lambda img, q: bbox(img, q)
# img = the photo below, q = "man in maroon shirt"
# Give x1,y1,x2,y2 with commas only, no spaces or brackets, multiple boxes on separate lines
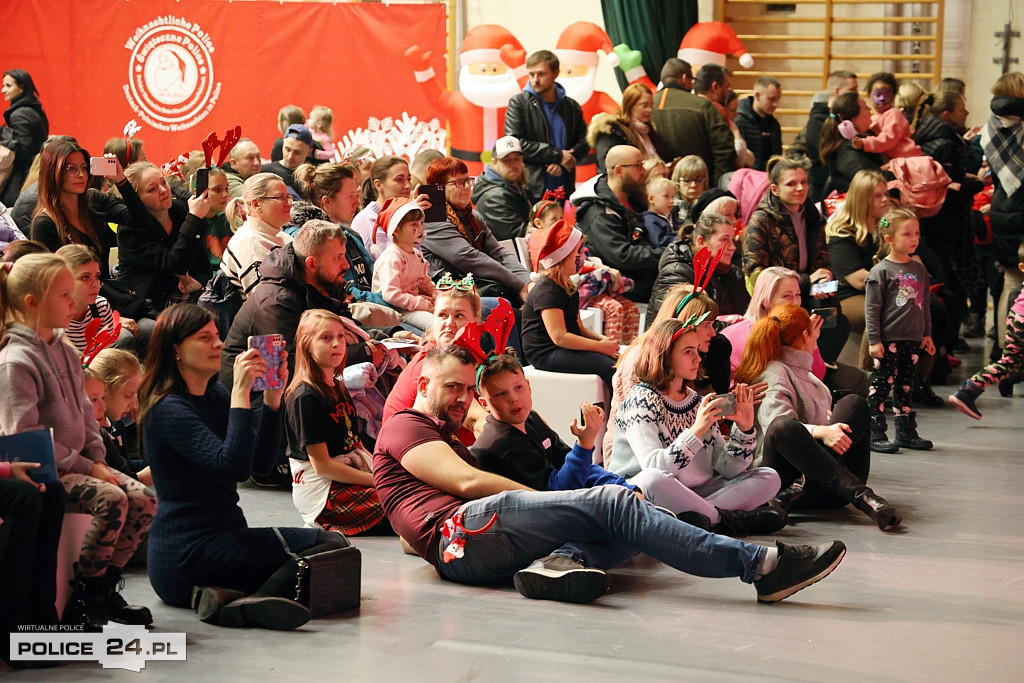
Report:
373,344,847,604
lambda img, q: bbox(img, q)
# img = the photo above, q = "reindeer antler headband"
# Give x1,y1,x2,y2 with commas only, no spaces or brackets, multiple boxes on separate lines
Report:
673,244,725,317
451,298,517,391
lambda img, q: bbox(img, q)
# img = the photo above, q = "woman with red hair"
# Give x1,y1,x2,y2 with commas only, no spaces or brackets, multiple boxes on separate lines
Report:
735,304,900,532
418,157,531,304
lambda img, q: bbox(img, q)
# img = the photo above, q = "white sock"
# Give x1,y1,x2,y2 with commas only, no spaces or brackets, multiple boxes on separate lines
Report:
756,546,779,579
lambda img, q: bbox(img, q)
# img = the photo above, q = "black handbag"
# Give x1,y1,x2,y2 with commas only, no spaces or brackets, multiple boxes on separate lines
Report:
273,528,361,617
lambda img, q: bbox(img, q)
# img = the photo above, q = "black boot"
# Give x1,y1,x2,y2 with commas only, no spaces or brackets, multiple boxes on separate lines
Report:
912,375,945,407
190,586,310,630
998,375,1018,397
103,567,153,626
823,468,901,531
950,378,984,419
770,477,805,514
713,506,788,538
894,411,933,450
870,415,899,454
62,573,112,630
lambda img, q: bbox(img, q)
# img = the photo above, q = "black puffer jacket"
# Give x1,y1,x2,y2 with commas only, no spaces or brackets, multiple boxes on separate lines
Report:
648,241,750,324
1,94,48,206
981,96,1024,267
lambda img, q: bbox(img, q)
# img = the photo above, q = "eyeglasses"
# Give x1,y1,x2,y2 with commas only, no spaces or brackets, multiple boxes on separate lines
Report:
437,273,476,291
445,177,475,189
64,164,90,177
258,194,293,203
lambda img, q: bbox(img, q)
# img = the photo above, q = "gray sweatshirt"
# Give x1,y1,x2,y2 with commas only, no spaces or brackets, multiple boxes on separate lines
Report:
0,323,105,475
864,257,932,345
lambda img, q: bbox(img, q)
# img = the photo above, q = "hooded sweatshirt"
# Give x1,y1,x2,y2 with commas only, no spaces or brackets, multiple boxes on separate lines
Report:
0,323,105,475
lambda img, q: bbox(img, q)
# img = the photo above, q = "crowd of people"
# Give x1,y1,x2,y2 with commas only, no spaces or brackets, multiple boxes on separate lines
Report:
2,49,1024,667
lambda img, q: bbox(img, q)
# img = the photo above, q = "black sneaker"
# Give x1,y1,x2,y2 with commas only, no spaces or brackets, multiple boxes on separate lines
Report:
217,596,310,630
513,554,610,604
249,462,293,489
754,541,846,603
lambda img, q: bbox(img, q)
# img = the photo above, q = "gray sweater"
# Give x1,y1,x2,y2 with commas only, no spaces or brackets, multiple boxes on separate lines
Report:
864,257,932,345
753,347,832,462
0,323,105,475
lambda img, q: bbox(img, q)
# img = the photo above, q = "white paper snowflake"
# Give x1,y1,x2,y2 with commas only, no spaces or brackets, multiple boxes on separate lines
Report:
339,112,446,161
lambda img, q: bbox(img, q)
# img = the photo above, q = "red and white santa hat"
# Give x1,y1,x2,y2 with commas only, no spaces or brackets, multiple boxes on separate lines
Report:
460,24,527,72
529,219,584,271
555,21,620,68
678,21,754,69
372,197,423,252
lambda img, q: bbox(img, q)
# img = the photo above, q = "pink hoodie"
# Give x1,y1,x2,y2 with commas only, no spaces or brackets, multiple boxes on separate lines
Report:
862,108,923,160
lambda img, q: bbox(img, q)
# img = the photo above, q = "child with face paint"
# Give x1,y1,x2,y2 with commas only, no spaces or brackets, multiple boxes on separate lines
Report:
854,72,923,160
520,220,620,389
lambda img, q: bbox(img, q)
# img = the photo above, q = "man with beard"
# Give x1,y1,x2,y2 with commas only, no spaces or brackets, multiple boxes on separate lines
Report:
470,136,532,240
571,145,663,302
653,61,736,186
503,50,589,203
372,343,847,605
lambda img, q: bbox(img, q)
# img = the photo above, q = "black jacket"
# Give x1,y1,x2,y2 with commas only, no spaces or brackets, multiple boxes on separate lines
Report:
30,189,131,278
734,96,782,171
982,96,1024,266
219,244,373,386
503,87,589,203
648,241,750,322
1,94,48,206
470,166,532,240
825,142,885,195
804,101,830,203
572,176,661,302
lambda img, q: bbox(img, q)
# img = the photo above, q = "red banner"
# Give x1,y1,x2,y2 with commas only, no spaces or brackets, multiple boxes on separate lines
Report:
2,0,448,163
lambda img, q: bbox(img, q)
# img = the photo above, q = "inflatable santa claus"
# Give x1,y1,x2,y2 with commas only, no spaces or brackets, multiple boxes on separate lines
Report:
405,24,528,174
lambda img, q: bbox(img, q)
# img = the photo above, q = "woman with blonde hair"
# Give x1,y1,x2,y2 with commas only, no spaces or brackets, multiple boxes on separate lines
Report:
735,304,899,531
586,83,668,174
220,172,294,299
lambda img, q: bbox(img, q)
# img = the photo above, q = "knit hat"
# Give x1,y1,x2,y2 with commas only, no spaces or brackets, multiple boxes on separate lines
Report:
284,123,314,148
529,219,584,271
555,21,620,68
492,136,523,160
689,188,737,223
678,22,754,69
373,197,423,243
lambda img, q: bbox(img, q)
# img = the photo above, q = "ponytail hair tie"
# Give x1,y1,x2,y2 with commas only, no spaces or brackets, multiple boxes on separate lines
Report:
829,113,838,120
3,262,13,273
879,217,890,228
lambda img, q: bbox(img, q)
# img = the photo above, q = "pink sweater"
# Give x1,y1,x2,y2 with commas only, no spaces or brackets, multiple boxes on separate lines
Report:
862,108,923,160
371,244,437,312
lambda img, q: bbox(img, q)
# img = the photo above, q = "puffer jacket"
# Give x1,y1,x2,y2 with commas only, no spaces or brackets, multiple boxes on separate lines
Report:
648,240,750,321
742,191,829,285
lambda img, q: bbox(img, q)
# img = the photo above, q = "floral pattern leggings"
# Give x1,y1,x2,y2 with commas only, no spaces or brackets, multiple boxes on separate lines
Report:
868,339,920,423
60,470,157,577
972,312,1024,387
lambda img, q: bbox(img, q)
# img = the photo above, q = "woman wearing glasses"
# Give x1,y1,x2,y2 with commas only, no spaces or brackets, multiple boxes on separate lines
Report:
220,173,294,299
419,157,531,304
30,139,131,275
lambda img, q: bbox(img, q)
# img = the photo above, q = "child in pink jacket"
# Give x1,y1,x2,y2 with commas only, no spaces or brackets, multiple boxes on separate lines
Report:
855,72,923,160
371,197,436,332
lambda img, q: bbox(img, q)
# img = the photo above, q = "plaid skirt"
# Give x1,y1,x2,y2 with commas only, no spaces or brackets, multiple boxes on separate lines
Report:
315,480,386,535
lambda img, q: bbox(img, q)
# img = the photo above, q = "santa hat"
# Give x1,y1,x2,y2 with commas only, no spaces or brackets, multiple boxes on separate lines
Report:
555,21,620,68
460,24,526,70
678,22,754,69
529,220,584,271
372,197,423,254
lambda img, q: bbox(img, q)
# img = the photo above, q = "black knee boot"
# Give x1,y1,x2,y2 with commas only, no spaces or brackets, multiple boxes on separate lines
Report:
190,586,310,631
823,468,901,531
63,569,112,630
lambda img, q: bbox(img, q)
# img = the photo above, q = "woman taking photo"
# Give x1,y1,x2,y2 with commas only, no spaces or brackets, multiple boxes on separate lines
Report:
586,83,668,174
114,160,213,312
735,304,900,532
140,304,349,629
30,140,131,277
420,157,531,303
2,69,48,206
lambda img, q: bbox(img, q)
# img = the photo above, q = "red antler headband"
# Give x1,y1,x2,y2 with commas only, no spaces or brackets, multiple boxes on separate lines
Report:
451,298,517,390
80,312,123,369
674,245,725,317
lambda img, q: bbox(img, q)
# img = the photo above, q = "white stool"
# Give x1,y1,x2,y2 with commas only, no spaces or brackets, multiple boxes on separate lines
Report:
522,365,608,465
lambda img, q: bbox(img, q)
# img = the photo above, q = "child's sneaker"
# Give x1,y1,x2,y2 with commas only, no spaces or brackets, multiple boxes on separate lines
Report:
949,378,984,419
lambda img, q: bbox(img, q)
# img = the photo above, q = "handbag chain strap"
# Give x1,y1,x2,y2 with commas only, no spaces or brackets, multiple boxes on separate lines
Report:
273,527,306,603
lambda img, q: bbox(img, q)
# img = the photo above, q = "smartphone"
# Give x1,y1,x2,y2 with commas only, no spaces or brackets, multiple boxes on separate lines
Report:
812,307,838,329
579,401,606,428
715,393,737,415
422,183,446,223
810,279,839,296
195,167,210,196
248,334,286,391
89,156,116,177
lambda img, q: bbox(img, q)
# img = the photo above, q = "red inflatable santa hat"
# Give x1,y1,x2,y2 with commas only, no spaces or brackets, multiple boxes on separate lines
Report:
555,21,620,68
678,21,754,69
460,24,527,78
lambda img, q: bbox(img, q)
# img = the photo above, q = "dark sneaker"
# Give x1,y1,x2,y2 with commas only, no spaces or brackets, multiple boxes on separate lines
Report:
675,510,713,531
714,506,788,538
754,541,846,604
949,379,984,420
250,462,293,490
513,554,610,604
217,596,310,630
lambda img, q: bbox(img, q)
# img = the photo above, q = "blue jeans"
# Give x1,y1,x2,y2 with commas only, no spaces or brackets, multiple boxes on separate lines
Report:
436,486,766,587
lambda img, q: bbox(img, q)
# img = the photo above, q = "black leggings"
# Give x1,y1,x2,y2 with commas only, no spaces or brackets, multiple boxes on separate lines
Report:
761,394,871,510
254,529,351,599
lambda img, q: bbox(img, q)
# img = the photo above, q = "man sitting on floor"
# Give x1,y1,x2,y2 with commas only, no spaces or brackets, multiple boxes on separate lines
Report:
372,343,847,605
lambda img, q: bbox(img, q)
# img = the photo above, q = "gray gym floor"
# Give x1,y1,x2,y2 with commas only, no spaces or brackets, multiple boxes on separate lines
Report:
8,338,1023,681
